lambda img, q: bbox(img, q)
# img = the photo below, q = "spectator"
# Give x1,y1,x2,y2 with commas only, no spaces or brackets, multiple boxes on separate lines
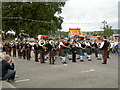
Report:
0,54,16,81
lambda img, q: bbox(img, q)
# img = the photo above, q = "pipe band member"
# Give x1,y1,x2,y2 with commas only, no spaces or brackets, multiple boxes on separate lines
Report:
99,37,110,64
85,39,93,61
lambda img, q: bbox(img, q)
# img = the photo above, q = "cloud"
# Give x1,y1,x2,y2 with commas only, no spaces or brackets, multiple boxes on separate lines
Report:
60,0,119,31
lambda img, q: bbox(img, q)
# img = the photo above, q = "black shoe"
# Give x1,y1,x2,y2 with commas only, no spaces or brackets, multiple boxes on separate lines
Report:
41,62,46,63
88,59,92,61
35,60,39,62
63,62,67,64
80,60,84,62
86,57,89,59
102,62,107,64
97,58,102,60
73,61,76,62
69,58,72,60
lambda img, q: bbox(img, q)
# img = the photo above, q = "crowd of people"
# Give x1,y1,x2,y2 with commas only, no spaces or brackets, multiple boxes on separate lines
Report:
1,37,119,65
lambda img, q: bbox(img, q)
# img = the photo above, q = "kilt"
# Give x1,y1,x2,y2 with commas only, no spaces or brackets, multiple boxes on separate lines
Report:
49,49,55,57
85,47,92,55
97,48,102,54
44,50,49,55
54,49,58,56
78,49,84,56
67,48,72,55
59,48,67,57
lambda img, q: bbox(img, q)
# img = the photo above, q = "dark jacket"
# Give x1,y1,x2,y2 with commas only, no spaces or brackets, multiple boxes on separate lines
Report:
0,60,14,78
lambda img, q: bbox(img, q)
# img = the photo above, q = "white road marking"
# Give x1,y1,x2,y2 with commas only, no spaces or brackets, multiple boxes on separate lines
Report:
82,69,95,73
54,64,68,67
63,64,68,66
15,79,30,83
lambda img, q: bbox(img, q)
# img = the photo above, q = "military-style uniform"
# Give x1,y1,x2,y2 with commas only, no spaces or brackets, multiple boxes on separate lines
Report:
4,42,8,54
25,43,32,60
49,47,55,64
12,42,16,57
7,43,12,56
85,39,92,61
92,41,98,58
59,41,67,64
21,42,26,59
34,43,40,62
76,41,85,61
97,43,102,60
66,42,72,60
72,44,77,62
39,46,45,63
100,40,110,64
17,42,22,58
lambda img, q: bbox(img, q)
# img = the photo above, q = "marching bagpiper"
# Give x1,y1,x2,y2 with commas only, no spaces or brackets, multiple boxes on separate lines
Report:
59,38,69,64
97,40,102,60
85,39,93,61
77,39,86,62
66,40,72,60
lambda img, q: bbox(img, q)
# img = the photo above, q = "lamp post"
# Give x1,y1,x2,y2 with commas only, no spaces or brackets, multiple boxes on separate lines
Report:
102,20,107,30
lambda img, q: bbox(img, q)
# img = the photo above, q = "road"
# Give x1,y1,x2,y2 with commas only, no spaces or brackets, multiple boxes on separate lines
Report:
2,52,118,88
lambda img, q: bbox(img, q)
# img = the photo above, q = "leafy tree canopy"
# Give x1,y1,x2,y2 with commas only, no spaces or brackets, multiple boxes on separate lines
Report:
2,2,65,37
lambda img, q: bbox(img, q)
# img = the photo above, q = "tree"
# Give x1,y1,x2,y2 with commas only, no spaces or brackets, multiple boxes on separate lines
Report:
104,25,113,38
2,2,65,37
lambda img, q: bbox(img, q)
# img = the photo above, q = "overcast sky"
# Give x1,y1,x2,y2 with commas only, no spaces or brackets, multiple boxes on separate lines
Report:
60,0,119,32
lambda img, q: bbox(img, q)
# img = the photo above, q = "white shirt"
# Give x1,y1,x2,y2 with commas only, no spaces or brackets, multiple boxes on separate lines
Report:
76,43,82,47
85,42,91,46
59,42,64,48
99,41,104,48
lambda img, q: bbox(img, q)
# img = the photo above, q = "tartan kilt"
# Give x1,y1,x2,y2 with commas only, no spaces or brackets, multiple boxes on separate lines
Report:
59,48,67,57
97,48,102,54
54,49,58,56
76,48,79,54
67,48,72,55
44,50,49,55
49,49,55,57
85,48,92,55
78,49,84,56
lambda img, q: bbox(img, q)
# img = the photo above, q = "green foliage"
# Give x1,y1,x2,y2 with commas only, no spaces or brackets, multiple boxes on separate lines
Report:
103,25,113,37
2,2,65,37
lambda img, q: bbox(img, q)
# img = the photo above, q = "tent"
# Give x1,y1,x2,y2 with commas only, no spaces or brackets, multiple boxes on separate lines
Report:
6,30,15,35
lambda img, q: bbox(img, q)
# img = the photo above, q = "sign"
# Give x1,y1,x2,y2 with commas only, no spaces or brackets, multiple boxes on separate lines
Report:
69,28,82,36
